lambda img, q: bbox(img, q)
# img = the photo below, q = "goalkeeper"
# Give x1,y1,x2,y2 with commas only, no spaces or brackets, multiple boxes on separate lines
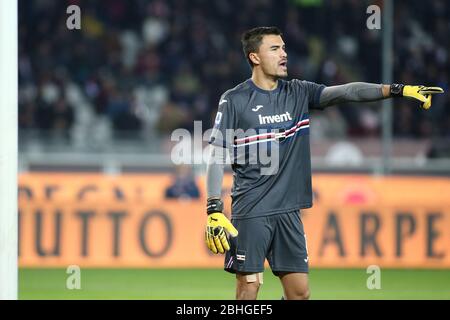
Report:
205,26,444,300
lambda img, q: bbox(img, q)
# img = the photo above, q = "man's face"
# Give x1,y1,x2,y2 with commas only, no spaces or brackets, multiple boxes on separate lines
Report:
252,35,288,78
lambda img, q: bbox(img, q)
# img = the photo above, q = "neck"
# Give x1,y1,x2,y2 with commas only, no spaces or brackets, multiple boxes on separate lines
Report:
251,69,278,91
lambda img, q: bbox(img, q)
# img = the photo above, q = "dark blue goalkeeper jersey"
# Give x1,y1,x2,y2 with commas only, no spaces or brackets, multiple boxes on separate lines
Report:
209,78,325,219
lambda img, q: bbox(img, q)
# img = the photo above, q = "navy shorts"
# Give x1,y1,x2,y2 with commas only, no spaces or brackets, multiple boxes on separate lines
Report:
224,210,309,276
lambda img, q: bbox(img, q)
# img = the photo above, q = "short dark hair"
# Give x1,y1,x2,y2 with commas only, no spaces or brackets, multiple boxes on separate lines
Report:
241,26,282,68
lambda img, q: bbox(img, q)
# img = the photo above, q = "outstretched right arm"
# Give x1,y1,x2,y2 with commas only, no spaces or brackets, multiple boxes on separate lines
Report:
319,82,389,108
319,82,443,109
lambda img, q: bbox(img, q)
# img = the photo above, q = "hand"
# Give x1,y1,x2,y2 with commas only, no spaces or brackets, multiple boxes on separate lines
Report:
205,212,238,254
391,84,444,109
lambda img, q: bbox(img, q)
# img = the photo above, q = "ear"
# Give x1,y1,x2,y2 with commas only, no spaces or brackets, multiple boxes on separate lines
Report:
249,52,260,66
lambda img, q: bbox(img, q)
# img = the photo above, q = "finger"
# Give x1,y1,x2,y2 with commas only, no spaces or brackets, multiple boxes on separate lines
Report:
419,87,444,95
209,237,218,254
213,227,225,253
206,229,215,253
214,234,225,254
222,219,239,237
206,228,218,254
219,232,231,251
422,95,432,110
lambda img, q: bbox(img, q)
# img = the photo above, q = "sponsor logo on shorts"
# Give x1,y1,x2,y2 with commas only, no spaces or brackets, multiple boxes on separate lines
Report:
236,250,246,262
236,254,246,261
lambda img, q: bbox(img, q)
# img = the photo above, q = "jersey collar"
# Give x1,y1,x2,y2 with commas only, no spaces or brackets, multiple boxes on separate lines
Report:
248,78,282,94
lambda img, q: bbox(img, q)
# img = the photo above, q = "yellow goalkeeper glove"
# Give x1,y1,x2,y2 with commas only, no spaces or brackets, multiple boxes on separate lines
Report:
205,199,238,254
390,84,444,109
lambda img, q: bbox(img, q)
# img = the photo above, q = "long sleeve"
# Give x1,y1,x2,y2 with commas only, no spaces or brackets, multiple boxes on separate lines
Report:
206,145,226,199
319,82,386,108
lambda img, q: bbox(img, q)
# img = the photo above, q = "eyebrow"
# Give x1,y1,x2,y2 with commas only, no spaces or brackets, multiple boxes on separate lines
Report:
270,45,286,49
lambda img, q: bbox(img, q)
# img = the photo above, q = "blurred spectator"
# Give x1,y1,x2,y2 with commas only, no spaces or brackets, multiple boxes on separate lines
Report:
165,165,200,199
53,98,74,135
156,101,190,134
18,0,450,152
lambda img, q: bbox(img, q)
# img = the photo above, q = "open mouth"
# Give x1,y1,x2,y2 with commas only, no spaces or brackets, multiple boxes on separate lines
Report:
279,61,287,67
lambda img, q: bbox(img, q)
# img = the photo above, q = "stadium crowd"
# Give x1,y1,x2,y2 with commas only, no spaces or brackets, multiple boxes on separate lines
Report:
19,0,449,151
